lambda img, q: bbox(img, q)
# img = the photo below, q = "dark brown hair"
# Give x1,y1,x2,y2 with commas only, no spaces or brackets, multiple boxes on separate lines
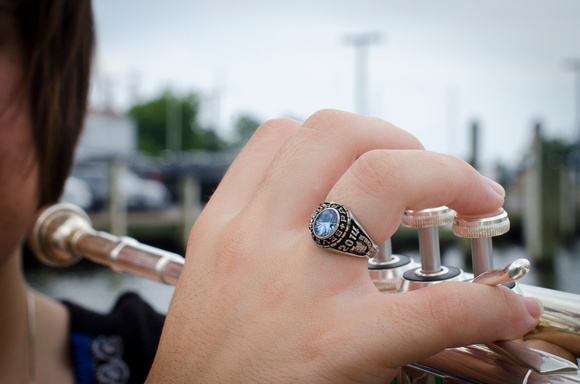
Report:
13,0,95,207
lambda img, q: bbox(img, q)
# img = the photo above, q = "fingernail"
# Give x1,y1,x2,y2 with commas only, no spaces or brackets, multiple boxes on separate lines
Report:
484,177,506,199
520,296,543,320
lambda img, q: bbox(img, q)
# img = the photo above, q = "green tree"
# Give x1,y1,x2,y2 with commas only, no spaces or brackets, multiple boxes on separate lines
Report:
129,91,224,155
542,138,578,167
233,114,262,147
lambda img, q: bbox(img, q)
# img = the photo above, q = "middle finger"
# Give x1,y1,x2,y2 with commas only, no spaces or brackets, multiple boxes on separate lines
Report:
254,109,423,227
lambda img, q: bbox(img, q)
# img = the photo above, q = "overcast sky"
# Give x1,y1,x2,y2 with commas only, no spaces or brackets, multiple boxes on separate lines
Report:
90,0,580,172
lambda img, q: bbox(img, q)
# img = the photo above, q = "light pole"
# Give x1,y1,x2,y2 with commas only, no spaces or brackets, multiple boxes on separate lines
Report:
566,58,580,145
344,32,381,115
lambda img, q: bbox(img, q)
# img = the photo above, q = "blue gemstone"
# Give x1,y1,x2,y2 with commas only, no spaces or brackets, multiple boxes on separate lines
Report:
314,209,338,238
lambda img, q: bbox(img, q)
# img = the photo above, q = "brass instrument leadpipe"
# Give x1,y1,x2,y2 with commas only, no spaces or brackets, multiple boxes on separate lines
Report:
28,203,184,285
29,203,580,383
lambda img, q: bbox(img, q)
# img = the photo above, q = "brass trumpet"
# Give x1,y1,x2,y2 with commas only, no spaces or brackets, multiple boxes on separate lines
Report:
28,203,580,383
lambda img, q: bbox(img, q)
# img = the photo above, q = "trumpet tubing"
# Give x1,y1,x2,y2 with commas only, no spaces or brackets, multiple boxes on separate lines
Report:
29,203,580,383
28,203,184,285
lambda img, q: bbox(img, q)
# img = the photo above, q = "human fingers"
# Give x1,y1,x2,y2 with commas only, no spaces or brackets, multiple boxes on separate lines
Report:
343,283,541,370
293,150,504,292
252,109,423,227
307,149,535,370
523,339,577,364
524,332,580,357
326,149,505,243
206,118,301,217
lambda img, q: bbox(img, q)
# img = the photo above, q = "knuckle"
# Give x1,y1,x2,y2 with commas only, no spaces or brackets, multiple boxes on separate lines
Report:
424,283,469,337
426,153,479,199
303,109,349,134
434,153,476,180
349,150,400,199
423,283,529,345
496,288,529,338
376,295,439,354
252,118,297,140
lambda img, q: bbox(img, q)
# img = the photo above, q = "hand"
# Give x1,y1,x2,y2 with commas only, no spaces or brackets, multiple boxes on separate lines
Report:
147,110,542,383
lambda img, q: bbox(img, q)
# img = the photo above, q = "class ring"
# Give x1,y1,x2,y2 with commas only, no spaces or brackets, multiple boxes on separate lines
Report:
308,202,379,258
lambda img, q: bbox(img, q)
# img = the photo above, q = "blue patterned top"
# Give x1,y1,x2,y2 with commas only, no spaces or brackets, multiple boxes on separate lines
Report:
62,292,165,384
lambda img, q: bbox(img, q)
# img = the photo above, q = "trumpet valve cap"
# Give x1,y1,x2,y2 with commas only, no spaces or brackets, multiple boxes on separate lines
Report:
401,206,455,228
452,208,510,238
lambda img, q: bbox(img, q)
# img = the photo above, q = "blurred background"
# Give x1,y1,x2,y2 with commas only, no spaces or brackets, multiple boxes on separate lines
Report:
26,0,580,312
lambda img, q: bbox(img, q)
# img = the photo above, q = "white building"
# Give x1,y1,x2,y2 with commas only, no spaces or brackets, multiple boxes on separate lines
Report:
75,110,137,160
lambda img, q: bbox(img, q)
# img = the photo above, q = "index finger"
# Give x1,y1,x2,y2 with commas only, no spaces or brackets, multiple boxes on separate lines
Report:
252,110,424,226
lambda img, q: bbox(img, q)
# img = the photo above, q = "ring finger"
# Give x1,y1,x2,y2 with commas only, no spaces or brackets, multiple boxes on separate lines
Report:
325,149,506,247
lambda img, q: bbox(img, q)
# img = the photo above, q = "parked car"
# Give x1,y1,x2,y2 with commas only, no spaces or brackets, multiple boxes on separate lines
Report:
71,160,170,211
120,166,171,211
71,161,109,211
60,176,93,210
157,152,235,204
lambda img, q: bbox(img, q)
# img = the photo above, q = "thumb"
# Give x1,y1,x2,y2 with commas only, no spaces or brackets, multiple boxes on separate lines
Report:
357,281,542,368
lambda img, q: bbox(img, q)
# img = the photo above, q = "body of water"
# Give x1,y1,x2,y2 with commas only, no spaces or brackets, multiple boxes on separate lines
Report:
26,263,175,313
